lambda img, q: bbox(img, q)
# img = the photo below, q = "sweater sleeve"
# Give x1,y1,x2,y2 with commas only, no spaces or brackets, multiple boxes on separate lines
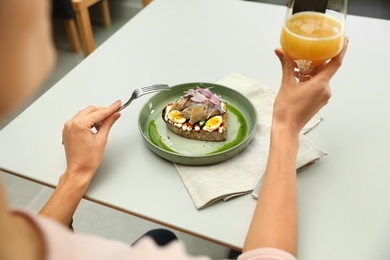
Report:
238,247,297,260
14,209,296,260
13,209,211,260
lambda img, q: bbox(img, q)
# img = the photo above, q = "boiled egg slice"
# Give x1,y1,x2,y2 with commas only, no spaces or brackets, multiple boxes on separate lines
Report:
167,110,186,124
203,115,222,132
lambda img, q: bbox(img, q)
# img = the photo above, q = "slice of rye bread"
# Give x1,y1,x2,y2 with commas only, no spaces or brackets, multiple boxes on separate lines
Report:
162,107,227,142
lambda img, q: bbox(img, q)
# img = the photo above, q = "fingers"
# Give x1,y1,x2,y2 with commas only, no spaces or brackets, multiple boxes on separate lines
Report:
71,105,100,120
74,100,121,128
87,100,122,127
318,37,348,80
274,48,297,87
96,112,121,138
65,100,122,138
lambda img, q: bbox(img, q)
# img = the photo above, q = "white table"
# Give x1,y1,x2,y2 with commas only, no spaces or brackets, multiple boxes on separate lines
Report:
1,0,390,259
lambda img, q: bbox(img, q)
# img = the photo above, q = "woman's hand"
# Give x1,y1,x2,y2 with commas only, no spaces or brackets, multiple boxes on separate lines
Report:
62,100,122,185
39,100,122,226
272,38,348,136
243,39,348,256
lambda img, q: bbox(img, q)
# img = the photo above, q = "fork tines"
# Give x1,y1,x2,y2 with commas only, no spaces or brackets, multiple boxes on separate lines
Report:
141,84,170,91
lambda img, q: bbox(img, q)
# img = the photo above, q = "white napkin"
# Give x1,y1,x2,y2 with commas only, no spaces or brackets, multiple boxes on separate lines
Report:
175,73,326,209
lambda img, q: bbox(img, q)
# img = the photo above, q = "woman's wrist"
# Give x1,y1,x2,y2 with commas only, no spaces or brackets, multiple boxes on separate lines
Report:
271,119,300,144
39,170,92,226
269,119,300,171
58,169,93,197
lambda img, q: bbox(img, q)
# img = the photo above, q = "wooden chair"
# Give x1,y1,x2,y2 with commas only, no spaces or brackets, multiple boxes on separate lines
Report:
64,19,81,53
72,0,111,57
52,0,81,53
142,0,153,6
71,0,153,57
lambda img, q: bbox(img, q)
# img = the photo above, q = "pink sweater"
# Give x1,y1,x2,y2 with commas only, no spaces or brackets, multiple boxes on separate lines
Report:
19,210,297,260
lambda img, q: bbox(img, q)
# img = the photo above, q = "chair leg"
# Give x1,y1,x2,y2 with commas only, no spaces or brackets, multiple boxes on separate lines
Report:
72,0,111,57
73,6,95,57
99,0,111,28
142,0,153,7
64,19,81,53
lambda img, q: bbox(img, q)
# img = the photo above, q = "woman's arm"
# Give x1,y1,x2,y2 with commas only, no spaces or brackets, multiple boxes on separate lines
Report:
243,123,299,255
39,170,90,227
242,39,348,256
39,101,122,226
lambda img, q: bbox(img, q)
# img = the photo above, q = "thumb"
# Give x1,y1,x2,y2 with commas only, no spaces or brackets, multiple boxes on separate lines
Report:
97,112,121,138
274,48,296,86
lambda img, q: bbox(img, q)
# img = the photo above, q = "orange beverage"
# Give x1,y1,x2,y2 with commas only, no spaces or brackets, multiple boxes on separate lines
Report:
280,12,344,68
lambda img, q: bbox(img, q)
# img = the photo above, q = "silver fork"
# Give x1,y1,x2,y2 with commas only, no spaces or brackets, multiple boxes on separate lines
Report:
91,84,170,129
118,84,170,112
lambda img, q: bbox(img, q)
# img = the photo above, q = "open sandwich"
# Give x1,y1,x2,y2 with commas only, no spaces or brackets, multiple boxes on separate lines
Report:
162,87,227,141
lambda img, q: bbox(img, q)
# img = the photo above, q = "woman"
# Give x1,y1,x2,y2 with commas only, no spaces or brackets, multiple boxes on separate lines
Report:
0,0,347,259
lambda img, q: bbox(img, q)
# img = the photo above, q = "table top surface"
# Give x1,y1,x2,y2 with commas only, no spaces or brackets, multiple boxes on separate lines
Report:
1,0,390,258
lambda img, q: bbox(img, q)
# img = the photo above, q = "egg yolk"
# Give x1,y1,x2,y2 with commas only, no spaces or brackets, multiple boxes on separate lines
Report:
203,116,222,132
206,117,221,128
168,110,186,123
171,111,183,120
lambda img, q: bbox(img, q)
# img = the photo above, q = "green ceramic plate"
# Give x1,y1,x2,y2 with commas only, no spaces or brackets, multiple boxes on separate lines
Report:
138,83,258,165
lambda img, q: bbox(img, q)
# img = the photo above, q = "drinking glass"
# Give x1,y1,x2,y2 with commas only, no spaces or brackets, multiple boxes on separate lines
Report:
280,0,347,81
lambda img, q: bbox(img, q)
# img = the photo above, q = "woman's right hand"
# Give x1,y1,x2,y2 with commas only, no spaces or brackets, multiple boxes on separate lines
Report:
272,37,348,136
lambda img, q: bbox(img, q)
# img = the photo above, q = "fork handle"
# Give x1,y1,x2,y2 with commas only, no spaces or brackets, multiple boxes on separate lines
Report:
118,101,132,112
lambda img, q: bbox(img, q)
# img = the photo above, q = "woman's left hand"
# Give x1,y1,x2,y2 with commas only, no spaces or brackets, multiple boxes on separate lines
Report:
62,100,122,185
